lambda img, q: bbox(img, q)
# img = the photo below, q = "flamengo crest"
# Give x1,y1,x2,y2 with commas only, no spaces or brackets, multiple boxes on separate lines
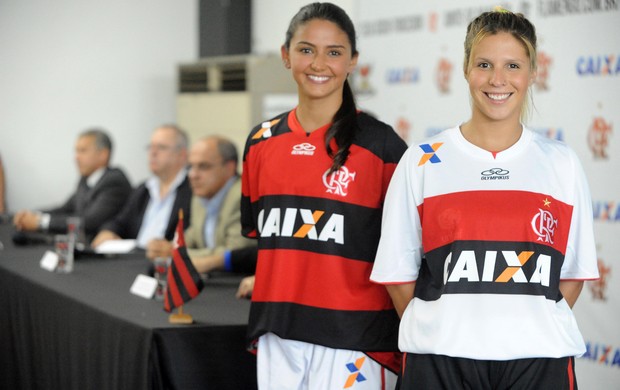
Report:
322,166,356,196
531,208,558,244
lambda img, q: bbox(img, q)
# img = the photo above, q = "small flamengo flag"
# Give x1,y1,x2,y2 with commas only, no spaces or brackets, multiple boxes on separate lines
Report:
164,209,204,312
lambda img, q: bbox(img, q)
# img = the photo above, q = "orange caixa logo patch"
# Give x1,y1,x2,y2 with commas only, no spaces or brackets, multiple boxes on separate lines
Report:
344,356,367,388
252,119,280,140
418,142,443,166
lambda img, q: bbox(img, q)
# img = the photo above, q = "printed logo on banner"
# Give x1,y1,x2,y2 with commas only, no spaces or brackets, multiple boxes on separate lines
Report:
535,51,553,91
436,58,453,94
352,64,375,95
386,67,420,85
581,341,620,368
425,127,449,138
588,258,611,301
592,201,620,222
587,117,613,159
395,117,411,143
532,127,564,141
539,0,618,16
577,54,620,76
428,12,438,32
444,6,503,27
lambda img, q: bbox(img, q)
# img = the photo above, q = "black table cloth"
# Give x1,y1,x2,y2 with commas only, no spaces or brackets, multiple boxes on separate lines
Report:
0,224,257,389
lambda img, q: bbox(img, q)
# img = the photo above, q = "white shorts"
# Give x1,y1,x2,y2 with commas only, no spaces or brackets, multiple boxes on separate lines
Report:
257,333,397,390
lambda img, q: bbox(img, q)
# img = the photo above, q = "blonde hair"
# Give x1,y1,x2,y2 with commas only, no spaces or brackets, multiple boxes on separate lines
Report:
464,8,537,120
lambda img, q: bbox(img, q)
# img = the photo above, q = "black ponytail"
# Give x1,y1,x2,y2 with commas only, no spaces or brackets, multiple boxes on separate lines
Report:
325,79,357,174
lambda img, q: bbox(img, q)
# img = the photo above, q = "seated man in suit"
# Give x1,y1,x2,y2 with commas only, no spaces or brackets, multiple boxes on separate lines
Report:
146,135,255,263
91,125,192,249
13,129,131,241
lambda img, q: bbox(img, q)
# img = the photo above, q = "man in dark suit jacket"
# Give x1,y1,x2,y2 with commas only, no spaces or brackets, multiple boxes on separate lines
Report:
91,125,192,249
13,129,131,241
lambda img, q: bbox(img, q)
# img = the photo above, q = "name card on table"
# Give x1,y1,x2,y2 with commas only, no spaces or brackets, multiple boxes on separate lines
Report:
130,274,158,299
40,250,59,272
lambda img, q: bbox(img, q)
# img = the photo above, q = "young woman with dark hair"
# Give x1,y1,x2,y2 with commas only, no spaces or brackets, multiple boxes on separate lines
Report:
241,2,407,388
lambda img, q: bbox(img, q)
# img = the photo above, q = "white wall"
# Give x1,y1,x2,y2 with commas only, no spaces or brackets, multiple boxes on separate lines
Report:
251,0,354,55
0,0,198,211
0,0,359,212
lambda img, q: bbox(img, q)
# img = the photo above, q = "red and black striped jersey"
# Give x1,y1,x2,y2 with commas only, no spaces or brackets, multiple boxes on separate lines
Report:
241,109,407,365
372,126,599,360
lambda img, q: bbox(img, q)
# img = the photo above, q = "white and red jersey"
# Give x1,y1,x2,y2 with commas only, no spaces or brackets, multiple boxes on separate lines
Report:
371,126,599,360
241,109,407,370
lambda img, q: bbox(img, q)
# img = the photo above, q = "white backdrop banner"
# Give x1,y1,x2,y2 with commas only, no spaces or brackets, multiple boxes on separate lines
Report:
352,0,620,388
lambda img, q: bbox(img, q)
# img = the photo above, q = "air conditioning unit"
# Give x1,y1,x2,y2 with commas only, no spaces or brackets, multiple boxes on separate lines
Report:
177,54,297,154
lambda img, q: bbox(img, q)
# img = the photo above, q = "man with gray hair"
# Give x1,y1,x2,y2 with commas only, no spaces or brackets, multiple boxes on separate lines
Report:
13,128,131,240
91,125,192,249
146,135,255,269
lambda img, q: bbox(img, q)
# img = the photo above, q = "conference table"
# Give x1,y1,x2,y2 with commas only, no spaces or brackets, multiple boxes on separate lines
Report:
0,223,257,389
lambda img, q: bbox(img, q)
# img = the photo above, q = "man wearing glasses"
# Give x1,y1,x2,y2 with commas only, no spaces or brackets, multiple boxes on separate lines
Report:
91,125,192,249
144,135,253,263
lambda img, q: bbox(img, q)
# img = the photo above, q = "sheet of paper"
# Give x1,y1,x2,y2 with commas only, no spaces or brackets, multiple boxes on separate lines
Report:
40,250,59,272
129,274,158,299
94,239,137,254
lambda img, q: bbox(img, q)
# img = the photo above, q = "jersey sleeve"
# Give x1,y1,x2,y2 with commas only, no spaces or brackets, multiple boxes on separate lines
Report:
371,146,423,283
241,125,260,239
381,127,409,202
560,149,599,280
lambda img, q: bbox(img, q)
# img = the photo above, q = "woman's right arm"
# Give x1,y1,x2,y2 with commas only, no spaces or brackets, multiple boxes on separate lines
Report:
386,282,416,318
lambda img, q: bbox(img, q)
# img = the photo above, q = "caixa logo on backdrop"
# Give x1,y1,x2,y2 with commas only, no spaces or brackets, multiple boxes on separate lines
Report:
587,116,613,159
581,341,620,368
425,127,449,138
386,67,420,85
577,54,620,76
592,201,620,221
532,127,564,141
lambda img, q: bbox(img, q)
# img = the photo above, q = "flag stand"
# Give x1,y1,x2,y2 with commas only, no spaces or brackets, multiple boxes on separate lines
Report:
168,304,193,324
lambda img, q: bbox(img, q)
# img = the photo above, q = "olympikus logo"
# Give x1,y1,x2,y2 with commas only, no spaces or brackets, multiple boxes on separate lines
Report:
291,142,316,156
444,250,551,287
257,208,344,244
481,167,509,180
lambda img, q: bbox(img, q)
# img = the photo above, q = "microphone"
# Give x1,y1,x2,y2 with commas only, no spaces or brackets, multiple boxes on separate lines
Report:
12,231,54,246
